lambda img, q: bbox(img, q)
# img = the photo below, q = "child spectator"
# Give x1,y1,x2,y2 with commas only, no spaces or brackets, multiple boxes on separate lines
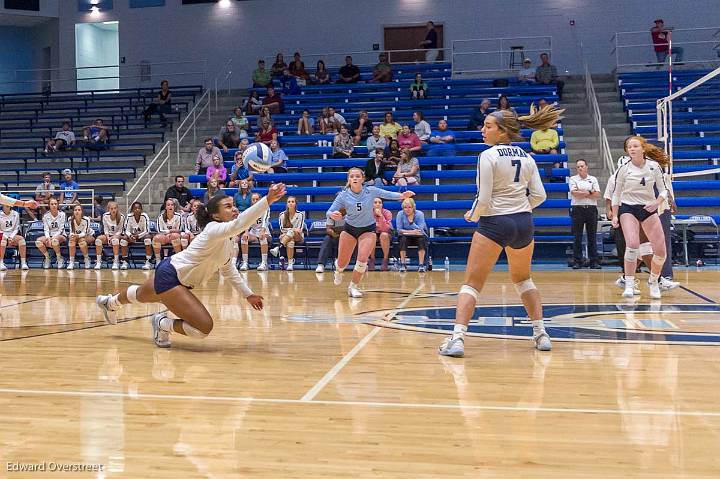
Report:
204,178,222,204
409,73,428,99
44,121,75,154
27,172,56,220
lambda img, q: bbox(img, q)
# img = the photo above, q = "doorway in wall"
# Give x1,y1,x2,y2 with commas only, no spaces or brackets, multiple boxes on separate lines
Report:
75,21,119,92
383,23,444,63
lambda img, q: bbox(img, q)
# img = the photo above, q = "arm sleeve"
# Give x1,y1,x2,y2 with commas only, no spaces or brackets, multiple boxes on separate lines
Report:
469,154,494,221
368,186,403,201
219,260,253,297
326,193,345,218
0,193,18,207
396,211,405,232
415,211,428,235
527,162,547,210
204,197,270,238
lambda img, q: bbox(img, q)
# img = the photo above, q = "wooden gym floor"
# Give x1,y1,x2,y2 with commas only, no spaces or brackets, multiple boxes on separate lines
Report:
0,267,719,478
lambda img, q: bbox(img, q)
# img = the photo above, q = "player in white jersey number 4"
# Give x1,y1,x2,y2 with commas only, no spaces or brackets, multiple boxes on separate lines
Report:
439,105,563,358
97,184,286,348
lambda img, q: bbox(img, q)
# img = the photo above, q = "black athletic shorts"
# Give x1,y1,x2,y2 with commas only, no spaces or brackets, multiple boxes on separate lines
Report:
343,223,376,239
398,234,428,251
476,212,534,249
619,203,656,223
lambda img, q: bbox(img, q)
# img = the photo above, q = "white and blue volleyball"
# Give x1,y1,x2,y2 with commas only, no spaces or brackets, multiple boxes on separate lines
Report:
243,142,273,172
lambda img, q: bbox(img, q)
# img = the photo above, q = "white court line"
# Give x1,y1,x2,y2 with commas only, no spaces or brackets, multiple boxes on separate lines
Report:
0,387,718,418
299,283,425,402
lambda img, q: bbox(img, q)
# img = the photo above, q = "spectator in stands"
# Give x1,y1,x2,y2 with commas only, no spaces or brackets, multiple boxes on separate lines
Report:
297,109,315,135
428,119,456,156
370,53,392,83
468,99,491,131
269,140,289,173
569,159,601,269
518,58,536,83
217,120,241,152
238,137,250,155
371,197,393,271
44,121,75,154
163,176,193,213
409,73,428,99
413,111,432,142
318,107,338,135
271,53,287,78
393,149,421,188
364,149,388,186
315,205,344,273
384,138,402,167
313,60,331,85
59,169,79,209
396,197,428,272
83,118,109,149
203,178,222,204
230,107,250,138
143,79,171,126
256,106,274,130
651,19,683,64
380,112,402,140
351,110,373,145
27,172,56,220
270,196,305,271
243,90,262,114
366,126,386,157
536,53,564,100
233,180,252,212
328,106,346,126
337,55,360,84
289,52,310,82
252,59,272,88
36,197,67,269
195,138,222,175
206,156,228,186
333,124,354,158
262,86,284,113
419,21,439,62
256,118,278,145
531,120,560,154
280,68,301,95
91,195,106,222
538,98,550,109
397,125,422,155
497,95,518,116
229,150,253,187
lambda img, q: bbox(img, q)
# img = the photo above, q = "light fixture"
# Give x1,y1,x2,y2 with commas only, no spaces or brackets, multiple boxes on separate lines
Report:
219,0,231,8
90,6,100,14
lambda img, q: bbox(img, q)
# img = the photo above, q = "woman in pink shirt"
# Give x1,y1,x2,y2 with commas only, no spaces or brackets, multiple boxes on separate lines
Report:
369,197,393,271
396,124,422,155
205,155,228,186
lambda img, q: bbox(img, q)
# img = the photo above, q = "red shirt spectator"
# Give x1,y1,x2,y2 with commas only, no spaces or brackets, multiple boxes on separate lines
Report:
256,121,279,145
396,125,422,154
374,207,393,234
262,86,284,113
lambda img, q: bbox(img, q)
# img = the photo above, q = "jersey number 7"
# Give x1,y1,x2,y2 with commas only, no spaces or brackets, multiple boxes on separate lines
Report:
511,160,521,182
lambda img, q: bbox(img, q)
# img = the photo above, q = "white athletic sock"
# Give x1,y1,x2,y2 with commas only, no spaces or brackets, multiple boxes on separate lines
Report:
145,255,152,260
532,320,545,337
108,294,122,310
42,252,50,259
69,255,75,262
261,253,268,263
159,317,175,332
96,254,102,261
155,253,161,262
242,253,248,263
649,272,660,284
625,275,635,287
349,281,359,289
113,254,119,262
452,324,467,340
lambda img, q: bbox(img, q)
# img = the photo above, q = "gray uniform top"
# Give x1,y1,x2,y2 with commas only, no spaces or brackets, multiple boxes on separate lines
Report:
327,186,402,228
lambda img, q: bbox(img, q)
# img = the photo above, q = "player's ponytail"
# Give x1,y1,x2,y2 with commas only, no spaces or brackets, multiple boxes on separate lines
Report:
491,104,565,142
196,194,226,229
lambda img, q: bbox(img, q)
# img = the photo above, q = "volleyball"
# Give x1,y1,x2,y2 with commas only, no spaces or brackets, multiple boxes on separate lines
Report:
243,142,273,172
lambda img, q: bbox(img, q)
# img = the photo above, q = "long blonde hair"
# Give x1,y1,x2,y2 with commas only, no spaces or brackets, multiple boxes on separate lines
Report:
491,104,565,142
624,135,670,168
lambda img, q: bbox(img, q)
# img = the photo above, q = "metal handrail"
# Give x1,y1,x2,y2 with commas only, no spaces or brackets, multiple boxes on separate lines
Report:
584,63,614,173
124,141,171,213
612,27,720,71
451,35,552,76
214,58,233,112
0,59,208,76
175,89,211,164
264,47,450,68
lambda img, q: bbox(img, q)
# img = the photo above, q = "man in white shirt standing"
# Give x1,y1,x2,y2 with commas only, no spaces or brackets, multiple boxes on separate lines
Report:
569,159,601,269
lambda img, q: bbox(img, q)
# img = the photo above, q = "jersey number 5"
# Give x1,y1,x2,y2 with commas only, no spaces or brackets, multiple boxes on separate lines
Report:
511,159,521,182
356,202,362,212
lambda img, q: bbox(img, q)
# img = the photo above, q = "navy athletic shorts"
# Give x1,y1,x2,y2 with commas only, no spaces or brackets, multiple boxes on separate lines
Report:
343,223,376,239
476,212,534,249
153,257,184,294
619,203,655,223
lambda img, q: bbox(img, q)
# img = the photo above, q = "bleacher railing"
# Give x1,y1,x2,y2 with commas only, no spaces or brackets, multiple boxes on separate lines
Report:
175,89,211,164
584,63,614,174
0,60,209,94
264,48,450,70
611,27,720,72
657,65,720,178
451,36,552,77
124,141,171,213
214,58,233,112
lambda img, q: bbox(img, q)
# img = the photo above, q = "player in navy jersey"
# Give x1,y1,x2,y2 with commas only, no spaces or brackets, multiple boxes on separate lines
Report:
326,167,414,298
439,105,563,357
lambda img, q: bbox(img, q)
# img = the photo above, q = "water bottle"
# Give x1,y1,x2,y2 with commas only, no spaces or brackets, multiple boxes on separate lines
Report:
444,256,450,271
279,256,286,270
427,256,433,271
696,258,704,267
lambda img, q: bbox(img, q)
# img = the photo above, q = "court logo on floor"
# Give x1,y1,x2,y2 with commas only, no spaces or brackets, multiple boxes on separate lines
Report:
371,303,720,345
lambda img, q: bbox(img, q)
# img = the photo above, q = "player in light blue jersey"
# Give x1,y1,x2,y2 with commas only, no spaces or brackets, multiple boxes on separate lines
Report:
327,167,414,298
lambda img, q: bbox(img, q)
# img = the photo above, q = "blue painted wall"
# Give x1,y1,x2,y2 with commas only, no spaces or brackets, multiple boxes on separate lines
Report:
0,26,38,93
